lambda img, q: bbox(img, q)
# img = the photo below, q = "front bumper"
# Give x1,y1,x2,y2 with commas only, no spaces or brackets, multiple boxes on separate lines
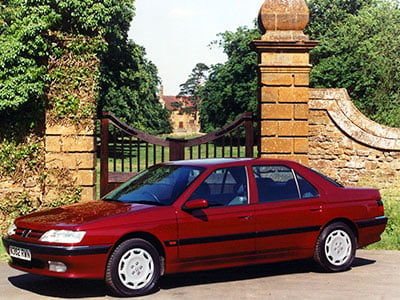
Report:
2,237,112,279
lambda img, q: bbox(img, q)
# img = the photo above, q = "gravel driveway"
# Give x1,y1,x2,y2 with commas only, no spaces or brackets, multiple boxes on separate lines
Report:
1,250,399,299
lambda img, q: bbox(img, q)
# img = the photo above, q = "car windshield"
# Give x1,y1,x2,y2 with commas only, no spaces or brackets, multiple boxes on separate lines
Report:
103,165,205,205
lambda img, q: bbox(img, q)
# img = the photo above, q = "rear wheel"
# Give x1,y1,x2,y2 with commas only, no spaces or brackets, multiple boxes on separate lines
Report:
105,239,161,297
314,222,356,272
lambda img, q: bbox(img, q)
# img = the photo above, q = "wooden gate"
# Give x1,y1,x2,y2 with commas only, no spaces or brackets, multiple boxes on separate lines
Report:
99,111,255,197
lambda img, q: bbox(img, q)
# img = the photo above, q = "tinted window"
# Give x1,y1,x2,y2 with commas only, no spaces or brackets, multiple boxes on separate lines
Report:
189,166,248,207
253,166,320,202
296,173,319,198
253,165,300,203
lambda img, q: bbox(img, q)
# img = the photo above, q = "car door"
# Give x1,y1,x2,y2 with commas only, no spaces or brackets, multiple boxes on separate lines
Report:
252,165,322,257
176,166,256,264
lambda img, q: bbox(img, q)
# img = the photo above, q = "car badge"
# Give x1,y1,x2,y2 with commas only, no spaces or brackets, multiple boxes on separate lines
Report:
22,229,31,238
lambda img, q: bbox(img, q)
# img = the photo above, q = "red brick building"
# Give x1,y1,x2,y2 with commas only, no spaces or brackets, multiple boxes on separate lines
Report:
159,87,200,135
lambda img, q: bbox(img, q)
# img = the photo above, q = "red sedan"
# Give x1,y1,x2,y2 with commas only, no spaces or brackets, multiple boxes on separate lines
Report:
2,158,387,297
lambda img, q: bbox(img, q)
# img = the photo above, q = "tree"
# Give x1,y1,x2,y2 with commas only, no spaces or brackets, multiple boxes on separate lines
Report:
306,0,374,68
305,0,374,40
99,41,172,134
178,63,209,99
308,0,400,127
176,63,209,116
97,1,172,134
0,0,134,127
199,26,261,132
0,1,53,131
0,0,172,134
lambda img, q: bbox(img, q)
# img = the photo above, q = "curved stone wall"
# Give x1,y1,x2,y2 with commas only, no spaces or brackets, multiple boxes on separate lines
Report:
309,88,400,186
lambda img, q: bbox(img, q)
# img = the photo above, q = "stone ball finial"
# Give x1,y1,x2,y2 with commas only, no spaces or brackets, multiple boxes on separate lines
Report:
258,0,309,41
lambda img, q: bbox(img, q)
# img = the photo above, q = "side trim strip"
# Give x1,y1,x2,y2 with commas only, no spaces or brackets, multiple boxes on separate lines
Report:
2,237,112,256
165,225,321,247
257,225,321,238
356,216,388,228
177,232,256,247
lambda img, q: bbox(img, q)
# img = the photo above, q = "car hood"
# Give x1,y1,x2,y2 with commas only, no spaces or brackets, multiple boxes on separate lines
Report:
16,200,151,228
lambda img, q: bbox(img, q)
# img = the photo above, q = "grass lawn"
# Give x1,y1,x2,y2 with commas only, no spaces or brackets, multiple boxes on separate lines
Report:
365,196,400,250
0,239,8,262
360,176,400,250
96,144,257,198
104,143,255,174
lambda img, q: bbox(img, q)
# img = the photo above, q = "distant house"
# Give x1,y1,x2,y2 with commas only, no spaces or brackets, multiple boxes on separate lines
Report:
158,87,200,135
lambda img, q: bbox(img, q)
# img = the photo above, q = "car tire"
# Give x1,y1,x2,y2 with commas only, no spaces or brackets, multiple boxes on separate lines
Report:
105,238,161,297
314,222,356,272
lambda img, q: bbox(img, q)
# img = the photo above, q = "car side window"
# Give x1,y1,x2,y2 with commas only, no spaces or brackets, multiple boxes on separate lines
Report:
253,165,300,203
189,166,248,207
253,166,319,203
295,172,319,199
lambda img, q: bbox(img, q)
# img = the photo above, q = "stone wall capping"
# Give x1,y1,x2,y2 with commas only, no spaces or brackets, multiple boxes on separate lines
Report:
309,88,400,187
310,88,400,151
46,122,96,136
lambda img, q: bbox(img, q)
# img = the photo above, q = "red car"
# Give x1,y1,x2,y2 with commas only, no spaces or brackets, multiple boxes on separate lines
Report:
2,158,387,297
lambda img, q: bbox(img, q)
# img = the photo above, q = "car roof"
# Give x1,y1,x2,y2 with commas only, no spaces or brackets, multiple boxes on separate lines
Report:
165,158,299,168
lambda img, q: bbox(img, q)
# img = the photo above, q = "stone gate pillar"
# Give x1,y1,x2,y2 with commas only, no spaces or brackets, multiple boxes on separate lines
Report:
44,35,98,203
252,0,318,165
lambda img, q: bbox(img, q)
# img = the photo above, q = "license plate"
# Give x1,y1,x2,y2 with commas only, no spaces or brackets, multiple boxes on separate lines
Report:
9,245,32,261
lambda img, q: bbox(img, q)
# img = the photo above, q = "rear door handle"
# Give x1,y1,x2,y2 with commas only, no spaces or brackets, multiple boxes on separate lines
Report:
238,216,252,220
310,206,322,212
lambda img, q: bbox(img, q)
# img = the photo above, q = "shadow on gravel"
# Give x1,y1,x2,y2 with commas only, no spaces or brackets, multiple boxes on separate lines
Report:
7,256,376,298
159,257,375,290
352,256,376,268
8,274,106,298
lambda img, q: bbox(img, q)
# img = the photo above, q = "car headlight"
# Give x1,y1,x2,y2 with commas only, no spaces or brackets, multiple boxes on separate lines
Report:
40,230,86,244
7,223,17,236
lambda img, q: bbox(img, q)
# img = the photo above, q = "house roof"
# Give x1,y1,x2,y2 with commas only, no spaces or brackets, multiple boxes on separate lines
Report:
162,96,180,110
160,95,196,111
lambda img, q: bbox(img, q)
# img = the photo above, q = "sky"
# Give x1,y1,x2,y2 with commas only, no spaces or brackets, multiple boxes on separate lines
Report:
128,0,263,96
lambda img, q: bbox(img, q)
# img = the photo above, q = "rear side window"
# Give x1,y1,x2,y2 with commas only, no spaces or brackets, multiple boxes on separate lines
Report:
296,173,319,199
252,165,318,203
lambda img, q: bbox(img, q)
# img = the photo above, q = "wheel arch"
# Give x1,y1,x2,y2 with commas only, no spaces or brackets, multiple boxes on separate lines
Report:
321,218,359,243
109,232,166,274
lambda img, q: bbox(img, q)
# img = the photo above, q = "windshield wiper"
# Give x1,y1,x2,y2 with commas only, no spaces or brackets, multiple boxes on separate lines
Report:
130,200,165,206
103,198,120,202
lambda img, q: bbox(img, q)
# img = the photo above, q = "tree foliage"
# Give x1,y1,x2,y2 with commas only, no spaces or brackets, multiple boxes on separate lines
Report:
198,26,261,132
197,0,400,131
0,1,52,126
99,40,172,134
0,0,171,134
97,0,172,134
305,0,373,40
0,0,127,115
176,63,209,115
178,63,209,99
307,0,400,127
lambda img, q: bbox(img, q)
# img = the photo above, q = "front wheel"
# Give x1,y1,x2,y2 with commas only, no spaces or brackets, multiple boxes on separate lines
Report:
105,239,161,297
314,222,356,272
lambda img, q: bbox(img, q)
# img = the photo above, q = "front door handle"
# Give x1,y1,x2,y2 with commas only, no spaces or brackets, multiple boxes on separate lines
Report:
310,206,322,212
238,216,252,220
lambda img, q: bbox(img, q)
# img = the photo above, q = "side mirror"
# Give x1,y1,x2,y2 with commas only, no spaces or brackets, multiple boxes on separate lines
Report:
183,199,209,211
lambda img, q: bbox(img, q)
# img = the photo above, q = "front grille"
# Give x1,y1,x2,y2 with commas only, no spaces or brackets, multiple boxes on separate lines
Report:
15,227,45,240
